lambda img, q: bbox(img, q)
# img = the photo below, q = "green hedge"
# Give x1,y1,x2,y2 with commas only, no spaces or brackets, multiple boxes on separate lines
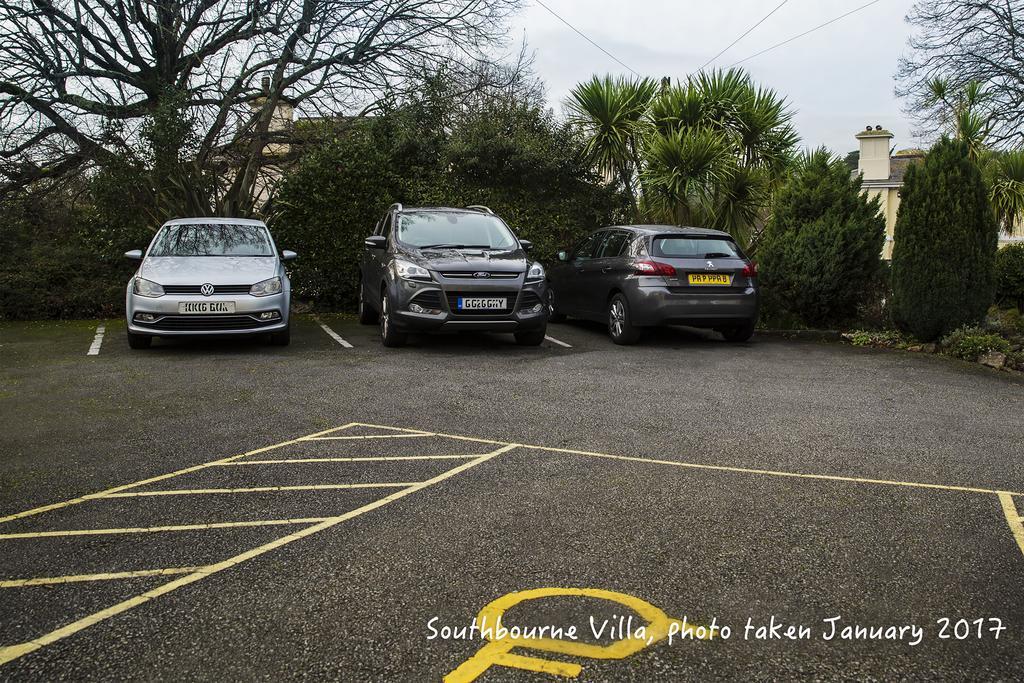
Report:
757,149,885,328
892,138,999,341
0,194,139,320
272,104,628,311
996,243,1024,310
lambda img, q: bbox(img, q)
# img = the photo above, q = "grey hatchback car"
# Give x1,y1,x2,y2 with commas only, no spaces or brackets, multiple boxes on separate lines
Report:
124,218,295,348
546,225,759,344
358,204,548,347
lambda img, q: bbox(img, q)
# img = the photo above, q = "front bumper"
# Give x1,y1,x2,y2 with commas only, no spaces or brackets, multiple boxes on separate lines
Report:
126,291,290,336
628,284,759,328
387,275,548,333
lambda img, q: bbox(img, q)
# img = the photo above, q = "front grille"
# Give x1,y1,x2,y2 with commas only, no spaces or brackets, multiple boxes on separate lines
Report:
517,291,542,310
410,290,443,309
445,291,519,315
134,314,278,331
439,271,521,280
162,284,252,295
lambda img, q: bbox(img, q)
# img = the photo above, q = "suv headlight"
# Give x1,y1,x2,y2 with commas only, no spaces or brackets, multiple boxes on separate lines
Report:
392,259,432,281
250,276,282,297
133,277,164,298
525,262,545,282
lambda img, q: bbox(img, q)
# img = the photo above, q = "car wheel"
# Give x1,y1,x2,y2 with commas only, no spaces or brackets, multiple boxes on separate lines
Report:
127,330,152,349
514,327,546,346
357,281,378,325
547,287,566,323
608,293,641,345
722,322,755,343
379,292,407,348
269,325,291,346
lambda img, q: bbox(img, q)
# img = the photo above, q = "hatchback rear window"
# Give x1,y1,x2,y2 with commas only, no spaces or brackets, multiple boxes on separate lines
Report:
651,236,742,259
149,224,274,257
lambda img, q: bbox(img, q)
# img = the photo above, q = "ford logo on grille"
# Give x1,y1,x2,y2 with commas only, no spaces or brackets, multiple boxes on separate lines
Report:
200,283,215,296
473,272,490,279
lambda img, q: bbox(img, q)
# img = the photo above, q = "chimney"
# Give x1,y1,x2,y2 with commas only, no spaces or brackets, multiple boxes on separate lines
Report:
261,75,271,94
855,125,894,181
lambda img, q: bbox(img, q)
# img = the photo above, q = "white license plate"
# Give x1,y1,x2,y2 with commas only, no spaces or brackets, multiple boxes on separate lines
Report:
457,297,507,310
178,301,235,314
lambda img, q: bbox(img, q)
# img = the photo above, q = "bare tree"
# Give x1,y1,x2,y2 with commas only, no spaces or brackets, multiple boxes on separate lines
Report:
0,0,522,215
896,0,1024,149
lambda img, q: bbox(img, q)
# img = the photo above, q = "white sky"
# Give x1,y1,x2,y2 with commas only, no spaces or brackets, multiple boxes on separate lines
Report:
508,0,920,154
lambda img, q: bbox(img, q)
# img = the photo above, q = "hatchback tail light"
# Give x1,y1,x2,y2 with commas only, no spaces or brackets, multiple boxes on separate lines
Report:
634,260,676,277
742,261,758,277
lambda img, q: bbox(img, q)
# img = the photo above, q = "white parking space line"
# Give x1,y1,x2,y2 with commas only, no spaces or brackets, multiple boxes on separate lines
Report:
86,324,106,356
544,334,572,348
315,319,353,348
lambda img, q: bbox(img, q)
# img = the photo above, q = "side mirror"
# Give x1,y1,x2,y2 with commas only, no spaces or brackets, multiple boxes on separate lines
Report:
519,239,533,252
125,249,143,260
364,235,387,249
557,250,568,262
280,250,297,261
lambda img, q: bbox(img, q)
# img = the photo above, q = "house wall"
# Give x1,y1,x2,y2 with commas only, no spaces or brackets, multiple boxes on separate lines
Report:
866,185,1022,261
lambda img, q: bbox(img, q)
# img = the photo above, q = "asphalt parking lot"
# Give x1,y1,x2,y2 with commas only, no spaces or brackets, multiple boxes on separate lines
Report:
1,315,1023,680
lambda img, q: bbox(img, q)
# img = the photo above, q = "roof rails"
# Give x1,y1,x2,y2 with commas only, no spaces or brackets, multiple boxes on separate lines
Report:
465,205,494,214
388,202,403,213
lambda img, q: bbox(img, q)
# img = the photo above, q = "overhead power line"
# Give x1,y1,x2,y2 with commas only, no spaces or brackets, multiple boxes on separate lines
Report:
533,0,640,76
729,0,886,67
698,0,790,72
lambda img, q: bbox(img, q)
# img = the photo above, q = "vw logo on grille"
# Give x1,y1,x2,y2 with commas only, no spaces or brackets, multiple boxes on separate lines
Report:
200,283,215,296
473,272,490,279
705,261,716,270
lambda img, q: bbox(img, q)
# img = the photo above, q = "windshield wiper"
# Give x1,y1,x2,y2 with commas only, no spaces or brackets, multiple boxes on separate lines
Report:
419,243,490,250
703,252,734,258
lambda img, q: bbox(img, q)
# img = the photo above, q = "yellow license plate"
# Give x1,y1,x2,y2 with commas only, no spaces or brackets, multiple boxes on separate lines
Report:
688,273,732,285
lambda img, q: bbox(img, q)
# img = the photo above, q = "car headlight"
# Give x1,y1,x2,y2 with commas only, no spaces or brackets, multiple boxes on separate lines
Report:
133,277,164,298
250,276,282,297
392,259,432,281
525,261,545,282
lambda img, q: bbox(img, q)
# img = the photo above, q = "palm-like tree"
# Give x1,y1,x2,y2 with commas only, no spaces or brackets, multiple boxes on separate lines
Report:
568,68,798,246
566,75,658,213
642,69,797,243
985,150,1024,235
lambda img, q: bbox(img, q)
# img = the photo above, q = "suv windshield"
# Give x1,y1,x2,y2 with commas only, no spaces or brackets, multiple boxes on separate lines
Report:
397,212,517,250
651,236,742,259
149,223,274,257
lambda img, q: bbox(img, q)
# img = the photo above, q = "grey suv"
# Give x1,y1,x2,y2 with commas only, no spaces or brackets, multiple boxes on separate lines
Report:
546,225,759,344
358,205,548,347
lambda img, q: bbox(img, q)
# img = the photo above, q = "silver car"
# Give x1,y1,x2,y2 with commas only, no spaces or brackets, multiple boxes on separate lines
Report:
124,218,295,349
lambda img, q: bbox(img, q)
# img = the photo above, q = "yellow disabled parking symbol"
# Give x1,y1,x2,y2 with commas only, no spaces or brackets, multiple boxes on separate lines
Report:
444,587,710,682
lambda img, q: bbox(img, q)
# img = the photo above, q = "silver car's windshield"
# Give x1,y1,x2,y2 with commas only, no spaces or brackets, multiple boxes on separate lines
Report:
149,224,274,257
397,212,517,250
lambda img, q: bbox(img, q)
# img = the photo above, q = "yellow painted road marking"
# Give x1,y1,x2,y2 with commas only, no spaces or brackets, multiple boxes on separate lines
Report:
351,423,512,447
518,443,1024,497
339,424,434,435
0,518,329,539
301,434,433,441
998,492,1024,558
0,568,203,588
356,422,1020,497
103,484,418,497
217,455,484,465
0,443,519,667
445,587,707,683
0,423,359,525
